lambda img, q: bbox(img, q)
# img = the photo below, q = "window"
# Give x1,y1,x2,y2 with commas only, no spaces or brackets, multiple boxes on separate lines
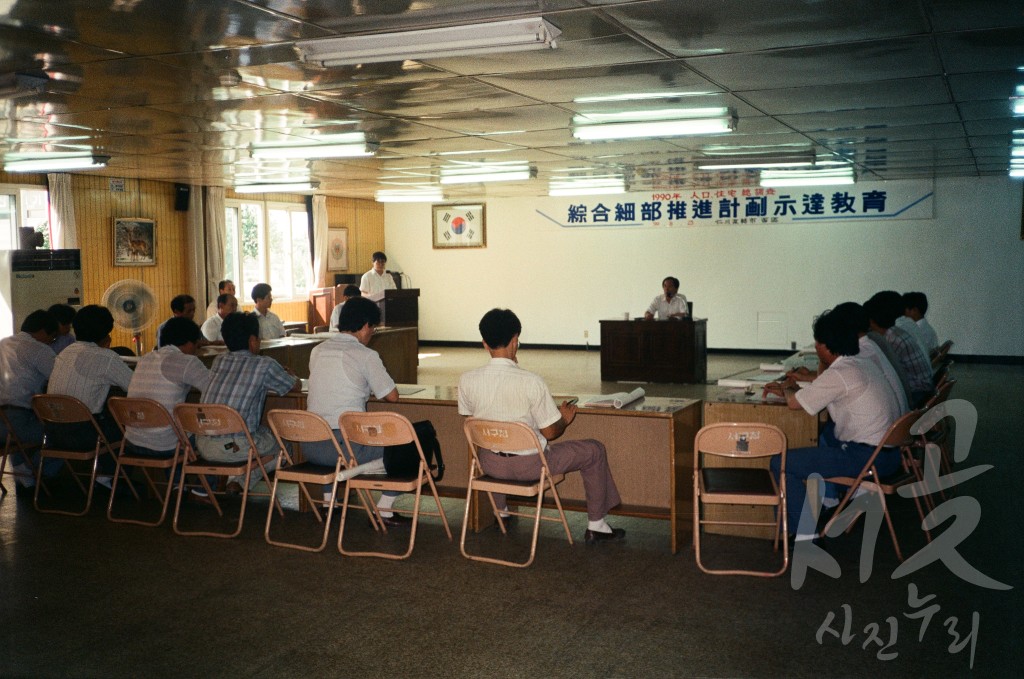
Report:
224,200,311,300
0,186,50,249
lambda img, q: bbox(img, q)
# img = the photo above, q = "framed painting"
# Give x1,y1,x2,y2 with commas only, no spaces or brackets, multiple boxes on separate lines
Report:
327,227,349,271
432,203,485,248
113,217,155,266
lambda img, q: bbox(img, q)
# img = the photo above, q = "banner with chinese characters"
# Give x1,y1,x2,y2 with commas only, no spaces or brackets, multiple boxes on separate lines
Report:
535,180,934,229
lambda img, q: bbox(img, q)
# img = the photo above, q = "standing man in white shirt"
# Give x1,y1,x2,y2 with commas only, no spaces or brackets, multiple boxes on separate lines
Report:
251,283,285,340
200,293,237,343
643,276,689,320
359,251,397,296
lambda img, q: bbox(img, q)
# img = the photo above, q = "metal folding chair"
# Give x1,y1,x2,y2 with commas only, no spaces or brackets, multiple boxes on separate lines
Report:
107,397,195,526
31,394,136,516
692,422,788,577
172,403,282,538
337,411,452,560
460,418,573,568
264,409,376,552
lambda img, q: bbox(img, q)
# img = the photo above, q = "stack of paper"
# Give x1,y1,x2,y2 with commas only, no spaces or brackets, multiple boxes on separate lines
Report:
584,387,645,409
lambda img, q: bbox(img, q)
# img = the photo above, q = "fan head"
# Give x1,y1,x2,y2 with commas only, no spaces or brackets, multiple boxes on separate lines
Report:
101,279,157,333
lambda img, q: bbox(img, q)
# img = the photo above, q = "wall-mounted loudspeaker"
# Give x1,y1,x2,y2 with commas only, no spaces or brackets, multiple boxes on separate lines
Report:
174,183,190,211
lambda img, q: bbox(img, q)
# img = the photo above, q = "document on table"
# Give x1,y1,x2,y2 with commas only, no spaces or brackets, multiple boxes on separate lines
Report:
583,387,645,409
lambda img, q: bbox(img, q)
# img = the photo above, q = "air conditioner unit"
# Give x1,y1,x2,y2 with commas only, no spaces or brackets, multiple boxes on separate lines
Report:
0,249,82,338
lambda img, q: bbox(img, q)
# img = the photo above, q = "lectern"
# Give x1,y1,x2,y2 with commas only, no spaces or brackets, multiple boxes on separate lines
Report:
378,288,419,328
599,319,707,384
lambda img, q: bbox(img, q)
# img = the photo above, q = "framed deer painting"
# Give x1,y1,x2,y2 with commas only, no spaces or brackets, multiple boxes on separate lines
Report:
113,217,156,266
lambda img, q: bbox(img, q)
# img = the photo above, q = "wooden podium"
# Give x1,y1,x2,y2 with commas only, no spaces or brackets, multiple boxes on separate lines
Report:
599,319,707,383
378,288,419,328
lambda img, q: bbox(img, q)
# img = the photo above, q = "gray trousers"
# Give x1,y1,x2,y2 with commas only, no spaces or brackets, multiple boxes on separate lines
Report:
478,438,621,521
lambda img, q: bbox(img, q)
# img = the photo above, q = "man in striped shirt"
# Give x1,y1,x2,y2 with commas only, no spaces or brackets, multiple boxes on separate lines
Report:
865,291,934,407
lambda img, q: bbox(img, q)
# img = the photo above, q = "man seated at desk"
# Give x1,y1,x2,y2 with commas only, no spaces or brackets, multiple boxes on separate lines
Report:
328,285,362,332
762,308,901,543
305,296,408,523
251,283,286,340
200,293,237,343
458,308,625,544
643,276,689,320
205,279,235,320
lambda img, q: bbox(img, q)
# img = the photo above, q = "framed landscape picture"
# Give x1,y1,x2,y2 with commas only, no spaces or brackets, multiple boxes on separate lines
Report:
113,217,156,266
327,227,349,271
432,203,485,248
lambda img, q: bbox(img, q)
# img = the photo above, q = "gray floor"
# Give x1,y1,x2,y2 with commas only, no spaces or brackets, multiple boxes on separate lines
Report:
1,349,1021,678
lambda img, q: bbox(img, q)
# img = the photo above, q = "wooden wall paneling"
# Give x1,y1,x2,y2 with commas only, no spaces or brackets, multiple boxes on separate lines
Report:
354,200,385,273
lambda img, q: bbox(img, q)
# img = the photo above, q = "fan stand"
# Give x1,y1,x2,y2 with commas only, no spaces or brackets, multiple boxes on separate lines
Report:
132,332,143,356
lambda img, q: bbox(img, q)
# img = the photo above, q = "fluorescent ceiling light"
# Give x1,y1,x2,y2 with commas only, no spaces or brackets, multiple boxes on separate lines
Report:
1014,98,1024,116
698,153,815,170
574,91,717,103
439,162,534,184
234,181,319,194
1011,168,1024,178
375,188,445,203
296,17,560,67
760,166,854,187
4,154,109,172
572,107,736,141
548,175,626,196
250,133,377,159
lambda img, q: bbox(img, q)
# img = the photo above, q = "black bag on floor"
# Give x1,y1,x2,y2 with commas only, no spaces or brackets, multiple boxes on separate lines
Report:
382,419,445,482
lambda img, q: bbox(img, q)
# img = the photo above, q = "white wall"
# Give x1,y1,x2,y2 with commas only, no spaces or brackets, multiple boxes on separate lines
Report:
385,177,1024,356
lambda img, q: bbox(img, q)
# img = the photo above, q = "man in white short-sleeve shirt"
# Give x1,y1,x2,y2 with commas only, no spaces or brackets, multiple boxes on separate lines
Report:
458,308,624,544
205,280,235,320
644,276,689,320
200,293,237,342
251,283,285,340
359,251,396,296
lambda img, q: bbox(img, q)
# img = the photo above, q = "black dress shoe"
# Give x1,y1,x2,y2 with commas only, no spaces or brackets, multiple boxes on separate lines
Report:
584,527,626,544
377,513,413,528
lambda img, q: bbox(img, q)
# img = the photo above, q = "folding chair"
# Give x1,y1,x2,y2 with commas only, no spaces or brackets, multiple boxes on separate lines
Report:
264,409,377,552
337,411,452,560
460,418,573,568
171,403,282,539
107,397,196,527
0,406,47,496
931,339,953,368
821,410,930,562
692,423,788,577
31,394,136,516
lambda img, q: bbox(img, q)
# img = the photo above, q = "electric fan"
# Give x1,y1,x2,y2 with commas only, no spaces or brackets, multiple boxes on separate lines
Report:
101,279,157,356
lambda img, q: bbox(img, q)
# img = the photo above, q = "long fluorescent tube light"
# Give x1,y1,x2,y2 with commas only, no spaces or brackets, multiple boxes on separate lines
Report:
439,162,534,185
4,154,109,172
572,108,736,141
760,167,854,187
250,142,377,159
548,176,626,196
234,181,319,194
296,18,560,67
375,189,444,202
698,153,815,170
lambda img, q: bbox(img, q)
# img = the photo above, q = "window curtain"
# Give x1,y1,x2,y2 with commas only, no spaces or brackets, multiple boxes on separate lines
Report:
186,185,206,319
311,194,329,288
204,186,226,316
46,173,77,249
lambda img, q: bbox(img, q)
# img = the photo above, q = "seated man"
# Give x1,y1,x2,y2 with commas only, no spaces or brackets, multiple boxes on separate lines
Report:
305,296,406,523
47,303,77,355
458,308,625,544
903,291,939,355
155,294,196,348
205,279,235,319
200,293,237,343
197,312,299,491
328,285,362,331
764,308,901,542
126,317,211,457
251,283,285,340
643,276,689,320
46,305,134,480
0,309,59,488
864,291,933,407
827,302,910,416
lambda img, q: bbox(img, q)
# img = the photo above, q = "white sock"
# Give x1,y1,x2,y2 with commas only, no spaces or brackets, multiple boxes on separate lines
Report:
795,532,818,542
377,493,397,518
587,518,612,533
95,475,113,489
498,506,511,518
821,496,839,509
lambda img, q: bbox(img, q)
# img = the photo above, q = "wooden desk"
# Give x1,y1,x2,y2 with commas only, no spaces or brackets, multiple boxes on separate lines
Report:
701,386,822,538
600,319,707,383
196,337,321,378
366,387,702,553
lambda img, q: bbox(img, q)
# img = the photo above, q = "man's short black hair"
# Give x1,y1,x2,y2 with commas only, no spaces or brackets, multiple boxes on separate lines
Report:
221,312,259,352
21,309,58,335
812,308,859,357
371,251,387,263
337,296,381,332
903,291,928,316
217,293,232,307
343,284,361,298
170,294,195,313
72,305,115,343
47,303,76,326
864,291,903,329
251,283,271,302
662,276,680,289
831,301,870,335
218,279,233,292
479,308,522,349
159,317,202,348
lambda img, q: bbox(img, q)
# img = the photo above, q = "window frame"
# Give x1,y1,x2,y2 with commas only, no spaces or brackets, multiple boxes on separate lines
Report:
223,198,312,302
